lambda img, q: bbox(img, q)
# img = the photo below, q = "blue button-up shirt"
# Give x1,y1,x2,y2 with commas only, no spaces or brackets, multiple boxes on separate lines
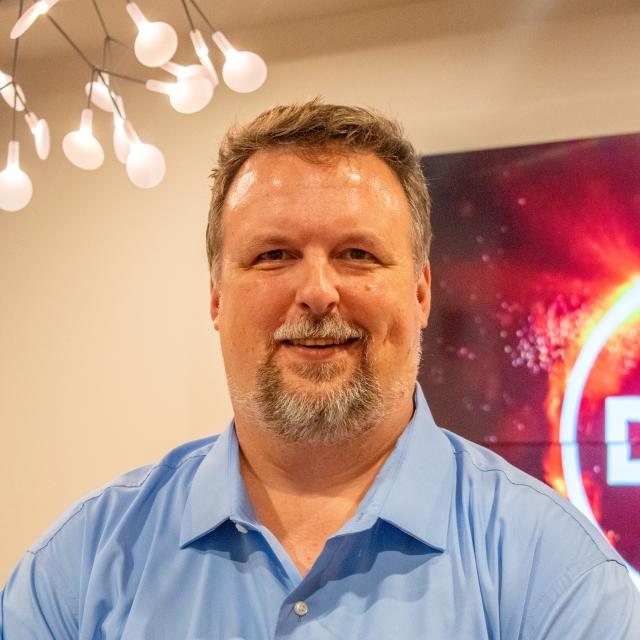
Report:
2,387,639,638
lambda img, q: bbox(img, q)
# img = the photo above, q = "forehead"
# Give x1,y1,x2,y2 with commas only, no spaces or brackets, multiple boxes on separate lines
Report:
222,148,410,225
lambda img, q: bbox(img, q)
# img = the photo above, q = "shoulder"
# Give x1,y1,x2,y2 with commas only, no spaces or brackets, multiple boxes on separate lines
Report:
29,435,218,555
439,429,634,636
442,428,619,562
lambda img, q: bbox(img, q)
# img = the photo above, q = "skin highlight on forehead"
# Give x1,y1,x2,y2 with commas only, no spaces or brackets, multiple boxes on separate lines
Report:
223,149,411,224
225,169,258,211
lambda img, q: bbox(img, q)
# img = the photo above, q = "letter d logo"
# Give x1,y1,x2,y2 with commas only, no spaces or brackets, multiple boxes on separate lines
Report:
560,278,640,591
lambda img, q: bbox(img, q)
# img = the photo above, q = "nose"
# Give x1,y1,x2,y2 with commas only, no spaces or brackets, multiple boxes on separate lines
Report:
294,257,339,316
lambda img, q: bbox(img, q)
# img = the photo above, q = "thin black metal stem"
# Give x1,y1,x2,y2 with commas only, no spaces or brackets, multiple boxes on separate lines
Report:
189,0,217,32
11,0,24,141
109,37,129,49
86,68,96,108
95,67,145,85
93,68,124,119
15,91,28,112
102,36,109,68
180,0,195,31
47,15,94,69
0,80,13,92
92,0,110,38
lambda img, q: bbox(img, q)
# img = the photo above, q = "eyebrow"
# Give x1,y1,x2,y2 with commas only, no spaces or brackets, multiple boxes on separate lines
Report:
241,231,385,249
241,235,292,253
337,232,385,247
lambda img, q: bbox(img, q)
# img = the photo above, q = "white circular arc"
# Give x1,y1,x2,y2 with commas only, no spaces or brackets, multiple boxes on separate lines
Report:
559,278,640,591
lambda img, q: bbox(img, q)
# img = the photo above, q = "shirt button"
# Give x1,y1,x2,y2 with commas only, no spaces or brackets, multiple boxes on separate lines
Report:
293,601,309,617
234,522,248,534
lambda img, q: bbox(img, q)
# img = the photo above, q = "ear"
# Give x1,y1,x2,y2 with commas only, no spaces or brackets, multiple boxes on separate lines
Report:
416,261,431,329
210,274,221,331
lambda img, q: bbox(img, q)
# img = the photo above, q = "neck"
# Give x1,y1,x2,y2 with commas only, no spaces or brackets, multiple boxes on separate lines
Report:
233,391,415,575
234,392,414,496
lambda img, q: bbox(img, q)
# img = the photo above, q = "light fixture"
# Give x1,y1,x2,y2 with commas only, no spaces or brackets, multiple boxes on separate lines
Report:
189,29,219,86
84,73,123,113
112,114,130,164
162,61,210,81
0,141,33,212
25,111,50,160
146,74,213,114
0,71,26,111
126,2,178,68
2,0,268,209
124,122,165,189
212,31,267,93
62,108,105,170
10,0,59,40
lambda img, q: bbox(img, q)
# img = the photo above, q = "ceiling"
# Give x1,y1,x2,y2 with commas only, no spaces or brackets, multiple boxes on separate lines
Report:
1,0,638,67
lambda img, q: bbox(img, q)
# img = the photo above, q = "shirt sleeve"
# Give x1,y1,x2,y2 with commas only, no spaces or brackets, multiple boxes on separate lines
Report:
1,548,78,640
528,560,640,640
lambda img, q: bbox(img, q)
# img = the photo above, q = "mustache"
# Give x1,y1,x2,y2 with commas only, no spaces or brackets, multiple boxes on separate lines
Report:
273,315,366,342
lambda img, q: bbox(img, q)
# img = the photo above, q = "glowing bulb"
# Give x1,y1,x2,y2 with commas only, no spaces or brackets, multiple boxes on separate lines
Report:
126,144,165,189
62,108,104,170
85,74,121,113
112,115,130,164
189,30,219,86
146,76,213,114
25,112,50,159
212,31,267,93
162,61,210,80
10,0,59,39
123,123,165,188
0,141,33,212
126,2,178,68
0,72,26,111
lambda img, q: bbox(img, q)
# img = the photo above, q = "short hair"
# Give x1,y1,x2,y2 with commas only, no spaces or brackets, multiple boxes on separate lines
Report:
206,99,431,275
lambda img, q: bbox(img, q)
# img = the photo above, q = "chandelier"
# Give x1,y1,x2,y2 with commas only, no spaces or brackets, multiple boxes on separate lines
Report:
0,0,268,211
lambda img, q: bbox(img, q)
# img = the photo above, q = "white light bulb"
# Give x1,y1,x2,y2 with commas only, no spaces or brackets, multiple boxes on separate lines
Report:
0,141,33,212
10,0,59,39
85,74,121,112
126,2,178,68
212,31,267,93
25,112,50,159
0,72,26,111
146,76,213,114
126,142,165,189
112,115,130,163
189,30,219,86
162,61,209,80
62,108,104,170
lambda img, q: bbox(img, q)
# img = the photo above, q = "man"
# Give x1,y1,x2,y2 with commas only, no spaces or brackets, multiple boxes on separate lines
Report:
2,101,639,638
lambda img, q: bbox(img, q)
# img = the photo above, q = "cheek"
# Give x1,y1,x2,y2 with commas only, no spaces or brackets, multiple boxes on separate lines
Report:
345,289,420,364
218,278,289,348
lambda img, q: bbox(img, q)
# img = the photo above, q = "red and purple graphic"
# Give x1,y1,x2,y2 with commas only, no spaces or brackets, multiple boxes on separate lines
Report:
419,134,640,588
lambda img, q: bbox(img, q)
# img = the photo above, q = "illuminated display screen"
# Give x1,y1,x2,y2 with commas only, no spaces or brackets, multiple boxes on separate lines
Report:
418,134,640,588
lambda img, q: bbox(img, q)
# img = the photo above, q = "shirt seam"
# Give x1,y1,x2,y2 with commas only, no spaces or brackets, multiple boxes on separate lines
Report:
455,449,625,567
28,452,209,556
522,558,623,640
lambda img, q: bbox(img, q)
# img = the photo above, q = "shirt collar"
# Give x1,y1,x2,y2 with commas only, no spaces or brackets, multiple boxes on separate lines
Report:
180,423,254,547
180,385,454,551
373,385,454,551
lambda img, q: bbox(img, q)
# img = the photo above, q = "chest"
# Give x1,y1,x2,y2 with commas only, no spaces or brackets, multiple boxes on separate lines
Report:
77,521,500,640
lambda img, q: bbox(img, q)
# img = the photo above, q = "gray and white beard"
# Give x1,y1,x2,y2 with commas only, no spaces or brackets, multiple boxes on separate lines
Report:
249,315,384,445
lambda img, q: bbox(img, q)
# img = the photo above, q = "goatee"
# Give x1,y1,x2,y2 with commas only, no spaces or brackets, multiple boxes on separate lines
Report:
253,314,383,444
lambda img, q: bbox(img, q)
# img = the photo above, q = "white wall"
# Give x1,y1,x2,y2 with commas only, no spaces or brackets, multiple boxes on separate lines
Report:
2,1,640,581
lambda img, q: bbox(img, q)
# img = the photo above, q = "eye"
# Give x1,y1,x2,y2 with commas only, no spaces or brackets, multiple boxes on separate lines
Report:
256,249,286,262
343,248,376,261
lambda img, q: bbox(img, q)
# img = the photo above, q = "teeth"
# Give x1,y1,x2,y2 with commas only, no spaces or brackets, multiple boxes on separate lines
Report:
288,338,350,346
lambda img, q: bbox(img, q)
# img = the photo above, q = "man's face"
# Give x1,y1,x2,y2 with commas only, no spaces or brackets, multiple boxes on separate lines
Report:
211,149,431,442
